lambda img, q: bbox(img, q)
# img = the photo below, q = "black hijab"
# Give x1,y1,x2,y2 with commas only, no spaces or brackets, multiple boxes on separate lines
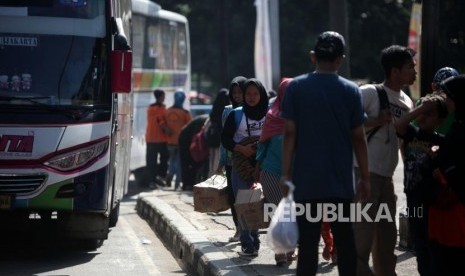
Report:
229,76,247,108
442,75,465,122
243,78,269,121
209,88,230,125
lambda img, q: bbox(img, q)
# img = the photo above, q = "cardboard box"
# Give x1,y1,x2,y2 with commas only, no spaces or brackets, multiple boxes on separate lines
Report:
193,175,230,213
234,188,269,230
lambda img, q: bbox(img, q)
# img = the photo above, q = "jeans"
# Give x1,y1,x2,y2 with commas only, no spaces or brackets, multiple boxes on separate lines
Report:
167,145,181,188
231,168,259,251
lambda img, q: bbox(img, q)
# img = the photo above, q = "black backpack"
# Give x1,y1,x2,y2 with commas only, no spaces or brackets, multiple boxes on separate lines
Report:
365,84,389,142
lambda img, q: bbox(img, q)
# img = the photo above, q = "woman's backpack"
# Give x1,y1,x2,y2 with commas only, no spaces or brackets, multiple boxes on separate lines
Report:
190,127,209,163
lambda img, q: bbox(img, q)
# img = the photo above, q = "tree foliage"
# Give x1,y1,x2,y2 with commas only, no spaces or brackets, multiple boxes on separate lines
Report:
152,0,412,94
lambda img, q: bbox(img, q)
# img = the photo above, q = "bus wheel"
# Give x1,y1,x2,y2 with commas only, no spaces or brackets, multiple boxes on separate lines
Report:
79,239,102,250
109,202,120,227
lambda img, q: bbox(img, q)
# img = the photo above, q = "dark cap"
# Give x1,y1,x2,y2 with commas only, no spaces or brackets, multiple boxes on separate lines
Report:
441,75,465,103
314,31,345,61
433,67,459,85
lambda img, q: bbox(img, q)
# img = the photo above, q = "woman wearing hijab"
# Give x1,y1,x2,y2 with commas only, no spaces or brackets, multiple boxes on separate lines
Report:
217,76,246,243
255,78,299,265
205,88,230,177
428,75,465,275
165,90,192,190
221,78,269,257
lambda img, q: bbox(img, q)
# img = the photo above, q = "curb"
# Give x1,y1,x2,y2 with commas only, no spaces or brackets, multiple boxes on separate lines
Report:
136,193,247,276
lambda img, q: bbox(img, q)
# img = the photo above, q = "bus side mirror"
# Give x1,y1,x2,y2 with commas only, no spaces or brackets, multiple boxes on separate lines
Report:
111,50,132,93
111,17,132,93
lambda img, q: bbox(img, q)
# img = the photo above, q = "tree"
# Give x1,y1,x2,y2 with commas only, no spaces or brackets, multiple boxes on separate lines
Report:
152,0,412,94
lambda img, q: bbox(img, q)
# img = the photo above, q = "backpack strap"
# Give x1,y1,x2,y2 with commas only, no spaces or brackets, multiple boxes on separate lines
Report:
366,84,389,142
234,106,243,127
234,107,253,137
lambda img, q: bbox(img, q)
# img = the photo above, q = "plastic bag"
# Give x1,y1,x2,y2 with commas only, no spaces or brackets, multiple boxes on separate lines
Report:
266,181,299,254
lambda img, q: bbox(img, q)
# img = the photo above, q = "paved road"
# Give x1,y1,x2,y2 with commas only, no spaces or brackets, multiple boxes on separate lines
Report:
0,189,187,276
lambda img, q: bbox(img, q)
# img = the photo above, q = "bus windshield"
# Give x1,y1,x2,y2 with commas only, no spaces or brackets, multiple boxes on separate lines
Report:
0,0,108,106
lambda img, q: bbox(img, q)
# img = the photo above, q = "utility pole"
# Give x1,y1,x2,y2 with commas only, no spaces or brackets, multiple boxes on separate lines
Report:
329,0,350,78
269,0,280,90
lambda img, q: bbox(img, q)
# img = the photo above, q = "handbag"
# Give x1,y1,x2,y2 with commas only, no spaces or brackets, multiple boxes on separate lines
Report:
232,135,259,181
231,115,259,181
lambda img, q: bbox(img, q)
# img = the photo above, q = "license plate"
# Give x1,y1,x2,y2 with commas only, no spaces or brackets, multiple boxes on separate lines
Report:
0,195,12,210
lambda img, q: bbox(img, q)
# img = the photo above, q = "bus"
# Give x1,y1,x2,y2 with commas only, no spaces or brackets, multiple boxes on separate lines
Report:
0,0,132,246
130,0,191,183
418,0,465,95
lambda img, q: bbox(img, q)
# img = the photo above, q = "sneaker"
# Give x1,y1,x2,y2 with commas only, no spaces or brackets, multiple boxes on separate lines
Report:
148,182,158,190
331,252,338,264
287,251,298,262
238,247,258,257
228,230,240,242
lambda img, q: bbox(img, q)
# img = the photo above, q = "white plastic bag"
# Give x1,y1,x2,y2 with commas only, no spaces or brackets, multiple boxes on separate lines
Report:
266,181,299,254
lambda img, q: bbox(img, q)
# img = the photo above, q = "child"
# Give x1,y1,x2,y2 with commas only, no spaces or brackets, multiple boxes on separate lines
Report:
394,93,448,276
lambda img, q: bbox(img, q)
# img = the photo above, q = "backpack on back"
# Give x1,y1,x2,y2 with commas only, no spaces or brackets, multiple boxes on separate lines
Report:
190,126,209,163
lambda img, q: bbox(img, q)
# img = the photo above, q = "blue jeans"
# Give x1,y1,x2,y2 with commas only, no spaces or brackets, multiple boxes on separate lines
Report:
231,168,260,251
167,145,181,188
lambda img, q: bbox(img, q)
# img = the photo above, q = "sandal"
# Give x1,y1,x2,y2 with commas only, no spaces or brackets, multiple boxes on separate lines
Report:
287,251,298,262
275,253,287,266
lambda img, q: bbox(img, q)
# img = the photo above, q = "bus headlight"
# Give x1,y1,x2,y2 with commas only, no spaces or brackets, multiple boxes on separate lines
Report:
44,139,109,172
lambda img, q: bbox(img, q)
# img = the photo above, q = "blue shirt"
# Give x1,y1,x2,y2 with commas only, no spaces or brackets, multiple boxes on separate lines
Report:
281,72,366,201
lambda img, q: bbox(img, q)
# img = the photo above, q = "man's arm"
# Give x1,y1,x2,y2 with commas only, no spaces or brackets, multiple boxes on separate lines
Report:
280,119,296,195
394,99,435,136
352,125,370,202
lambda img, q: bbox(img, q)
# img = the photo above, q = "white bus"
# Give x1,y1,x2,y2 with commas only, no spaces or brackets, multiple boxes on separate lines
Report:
0,0,133,247
130,0,191,183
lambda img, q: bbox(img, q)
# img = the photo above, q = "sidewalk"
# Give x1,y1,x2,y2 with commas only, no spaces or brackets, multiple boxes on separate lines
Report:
136,185,419,275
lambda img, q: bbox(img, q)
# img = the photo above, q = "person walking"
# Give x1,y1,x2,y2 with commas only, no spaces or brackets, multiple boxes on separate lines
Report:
165,90,192,190
221,78,269,257
145,89,170,188
354,45,416,276
217,76,247,243
280,31,370,276
255,77,296,266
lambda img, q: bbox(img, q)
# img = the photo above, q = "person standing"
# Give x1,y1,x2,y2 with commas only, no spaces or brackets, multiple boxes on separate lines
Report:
281,31,370,275
414,67,459,135
354,45,416,276
145,89,169,189
255,77,296,265
205,88,230,177
217,76,246,243
428,75,465,276
394,93,448,276
221,78,269,257
165,90,192,190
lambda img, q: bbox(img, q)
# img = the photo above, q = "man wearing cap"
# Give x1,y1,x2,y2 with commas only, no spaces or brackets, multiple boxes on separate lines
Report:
427,67,459,134
281,31,370,275
354,45,416,276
